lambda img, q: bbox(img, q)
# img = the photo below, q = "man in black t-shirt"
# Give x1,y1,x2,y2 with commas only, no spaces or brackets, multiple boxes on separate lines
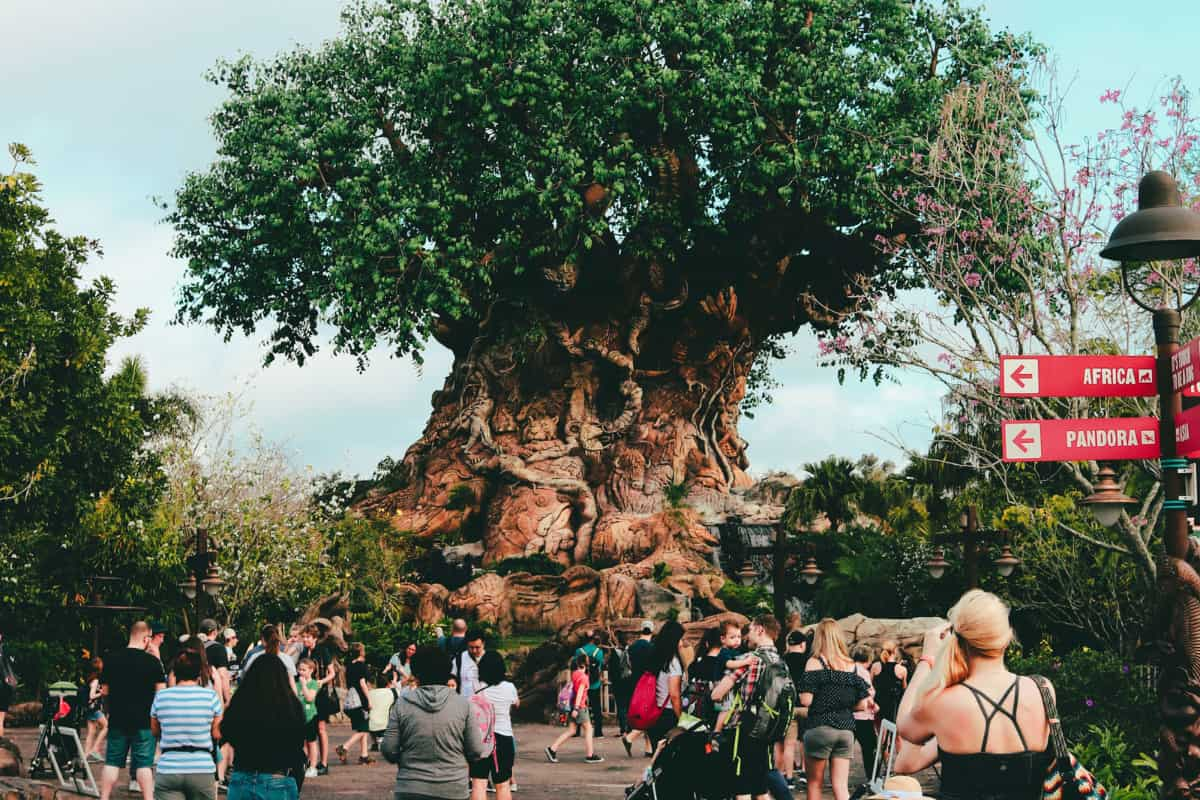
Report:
99,621,166,800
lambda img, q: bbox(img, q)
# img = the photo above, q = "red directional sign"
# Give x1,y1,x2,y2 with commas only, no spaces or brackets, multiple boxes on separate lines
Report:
1000,355,1157,397
1001,417,1160,462
1177,405,1200,455
1172,337,1200,392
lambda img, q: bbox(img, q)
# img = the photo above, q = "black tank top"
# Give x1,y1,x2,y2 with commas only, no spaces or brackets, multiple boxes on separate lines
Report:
937,677,1053,800
871,661,902,721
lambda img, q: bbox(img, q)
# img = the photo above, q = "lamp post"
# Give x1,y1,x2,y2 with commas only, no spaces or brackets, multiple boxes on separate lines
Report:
925,505,1019,589
1095,170,1200,800
178,528,224,632
81,576,146,660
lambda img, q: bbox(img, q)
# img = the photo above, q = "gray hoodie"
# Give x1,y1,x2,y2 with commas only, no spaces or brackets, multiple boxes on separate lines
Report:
381,685,486,800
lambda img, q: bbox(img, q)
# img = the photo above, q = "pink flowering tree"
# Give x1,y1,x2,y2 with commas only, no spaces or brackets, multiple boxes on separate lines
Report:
816,57,1200,583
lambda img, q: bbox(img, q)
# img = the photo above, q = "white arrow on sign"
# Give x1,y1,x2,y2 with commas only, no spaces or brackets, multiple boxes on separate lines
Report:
1002,358,1039,395
1003,422,1042,460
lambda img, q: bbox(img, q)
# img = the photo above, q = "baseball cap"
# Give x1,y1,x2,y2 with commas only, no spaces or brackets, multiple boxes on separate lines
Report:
640,620,654,633
223,628,237,642
198,618,219,635
150,621,168,636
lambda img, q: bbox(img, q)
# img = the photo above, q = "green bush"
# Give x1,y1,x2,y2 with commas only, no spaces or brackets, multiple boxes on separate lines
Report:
716,581,771,616
494,553,565,577
5,639,81,700
1008,644,1155,758
652,561,672,583
1073,725,1160,799
348,610,438,674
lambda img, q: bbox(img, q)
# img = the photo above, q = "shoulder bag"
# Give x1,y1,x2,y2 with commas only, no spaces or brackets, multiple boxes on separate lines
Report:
1031,675,1106,800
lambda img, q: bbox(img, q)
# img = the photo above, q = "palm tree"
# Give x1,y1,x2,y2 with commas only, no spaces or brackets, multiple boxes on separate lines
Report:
791,456,863,533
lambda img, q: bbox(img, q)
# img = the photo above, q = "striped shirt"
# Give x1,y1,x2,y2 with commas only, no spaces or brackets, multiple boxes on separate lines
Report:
150,685,222,774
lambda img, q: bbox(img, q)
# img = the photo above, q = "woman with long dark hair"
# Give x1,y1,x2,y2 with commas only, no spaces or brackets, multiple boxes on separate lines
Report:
221,655,306,800
646,621,685,750
620,620,686,756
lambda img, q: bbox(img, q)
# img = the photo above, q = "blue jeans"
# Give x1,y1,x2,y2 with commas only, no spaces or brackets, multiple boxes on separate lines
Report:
227,771,297,800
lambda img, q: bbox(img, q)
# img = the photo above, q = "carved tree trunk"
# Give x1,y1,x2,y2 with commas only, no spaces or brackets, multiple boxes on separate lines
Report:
358,284,758,574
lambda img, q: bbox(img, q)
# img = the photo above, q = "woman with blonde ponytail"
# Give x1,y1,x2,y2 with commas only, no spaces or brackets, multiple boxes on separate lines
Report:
896,590,1054,800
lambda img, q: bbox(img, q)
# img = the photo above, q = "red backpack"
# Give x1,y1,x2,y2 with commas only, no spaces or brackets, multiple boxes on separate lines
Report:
627,671,665,730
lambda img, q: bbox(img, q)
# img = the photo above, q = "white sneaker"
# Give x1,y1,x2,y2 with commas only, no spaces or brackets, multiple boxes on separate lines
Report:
128,780,139,792
511,783,519,793
304,767,318,778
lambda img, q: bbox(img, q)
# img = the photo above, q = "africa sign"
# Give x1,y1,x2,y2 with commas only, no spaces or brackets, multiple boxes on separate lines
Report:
999,355,1156,397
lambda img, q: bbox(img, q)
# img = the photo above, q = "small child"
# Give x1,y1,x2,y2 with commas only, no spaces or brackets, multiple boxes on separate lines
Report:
296,659,320,777
714,622,753,732
366,669,398,752
719,621,750,671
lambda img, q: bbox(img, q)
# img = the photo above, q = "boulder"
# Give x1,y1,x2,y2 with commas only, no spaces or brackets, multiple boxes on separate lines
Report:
804,613,947,662
635,578,690,622
0,737,21,777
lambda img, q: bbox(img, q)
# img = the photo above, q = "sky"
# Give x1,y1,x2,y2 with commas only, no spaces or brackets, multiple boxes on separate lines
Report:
4,0,1200,480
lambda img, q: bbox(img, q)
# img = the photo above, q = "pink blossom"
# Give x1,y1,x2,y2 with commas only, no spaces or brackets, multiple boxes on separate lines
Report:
1147,271,1162,284
980,217,994,230
964,272,983,288
1100,89,1121,103
817,339,835,356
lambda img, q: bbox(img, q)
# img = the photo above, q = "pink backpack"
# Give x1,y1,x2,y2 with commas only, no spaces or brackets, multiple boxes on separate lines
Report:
468,691,496,759
627,672,665,731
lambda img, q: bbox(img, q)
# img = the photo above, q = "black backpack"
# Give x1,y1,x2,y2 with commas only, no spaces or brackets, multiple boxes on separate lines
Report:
736,654,796,743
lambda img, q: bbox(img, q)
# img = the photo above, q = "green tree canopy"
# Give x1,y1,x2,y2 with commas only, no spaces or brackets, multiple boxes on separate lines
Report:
0,144,183,638
170,0,1022,367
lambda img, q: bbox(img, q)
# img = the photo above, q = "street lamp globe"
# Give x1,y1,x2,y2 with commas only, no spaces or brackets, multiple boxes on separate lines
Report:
926,547,949,580
201,566,225,598
799,556,823,585
737,561,758,587
178,576,197,600
1081,466,1137,529
993,545,1021,578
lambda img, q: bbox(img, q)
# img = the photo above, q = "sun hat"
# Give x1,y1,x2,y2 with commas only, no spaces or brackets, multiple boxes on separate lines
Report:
866,776,937,800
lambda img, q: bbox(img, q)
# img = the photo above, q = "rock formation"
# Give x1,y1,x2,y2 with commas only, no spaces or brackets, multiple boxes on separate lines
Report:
804,613,947,662
351,282,773,629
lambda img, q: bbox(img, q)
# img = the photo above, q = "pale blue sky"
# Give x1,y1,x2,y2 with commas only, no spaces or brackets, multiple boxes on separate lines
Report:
3,1,1200,479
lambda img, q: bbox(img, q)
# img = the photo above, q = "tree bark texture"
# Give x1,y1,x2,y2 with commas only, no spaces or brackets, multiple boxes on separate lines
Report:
358,284,760,575
1154,541,1200,800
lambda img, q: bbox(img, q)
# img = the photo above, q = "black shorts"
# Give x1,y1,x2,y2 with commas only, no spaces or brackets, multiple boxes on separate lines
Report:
347,708,369,733
729,729,771,797
315,689,338,722
0,683,12,712
304,717,318,742
468,734,515,784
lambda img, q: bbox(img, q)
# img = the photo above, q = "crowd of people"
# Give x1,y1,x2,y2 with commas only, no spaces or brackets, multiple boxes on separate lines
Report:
539,589,1055,800
10,587,1054,800
71,615,519,800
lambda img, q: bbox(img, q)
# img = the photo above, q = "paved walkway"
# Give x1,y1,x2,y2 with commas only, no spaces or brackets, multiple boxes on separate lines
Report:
5,721,935,800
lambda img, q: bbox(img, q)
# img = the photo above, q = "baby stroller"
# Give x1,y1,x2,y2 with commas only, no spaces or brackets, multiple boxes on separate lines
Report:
28,680,98,796
626,721,735,800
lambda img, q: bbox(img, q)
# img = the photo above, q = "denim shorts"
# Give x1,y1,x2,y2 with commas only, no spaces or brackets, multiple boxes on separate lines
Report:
106,727,156,770
227,771,298,800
